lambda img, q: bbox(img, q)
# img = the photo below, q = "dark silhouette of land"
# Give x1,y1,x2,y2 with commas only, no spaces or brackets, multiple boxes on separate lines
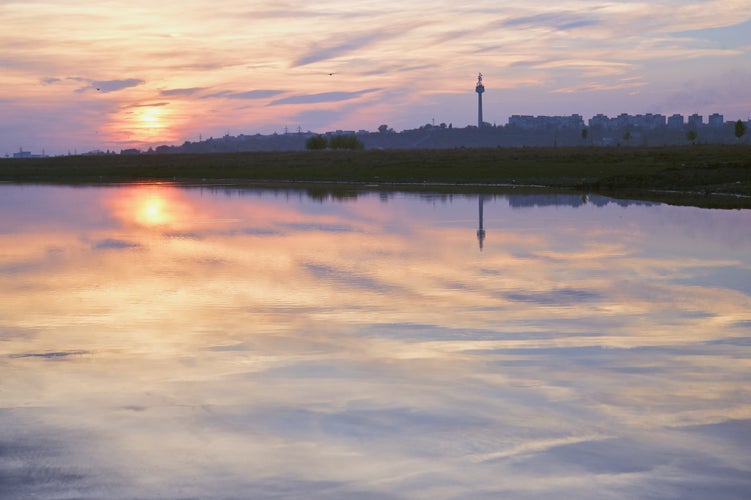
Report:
2,145,750,209
116,119,748,156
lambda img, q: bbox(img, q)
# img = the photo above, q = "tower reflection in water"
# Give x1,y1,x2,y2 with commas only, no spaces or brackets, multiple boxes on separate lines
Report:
476,195,485,250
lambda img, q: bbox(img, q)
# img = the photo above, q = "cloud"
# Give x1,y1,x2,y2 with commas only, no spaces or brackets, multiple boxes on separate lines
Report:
161,87,207,96
533,60,635,73
292,29,406,67
269,89,379,106
125,102,170,108
502,11,600,31
202,89,285,100
3,1,751,155
504,287,601,306
431,28,477,45
670,18,751,46
292,108,348,127
552,79,648,94
657,68,751,114
469,434,610,463
360,63,434,77
72,78,144,93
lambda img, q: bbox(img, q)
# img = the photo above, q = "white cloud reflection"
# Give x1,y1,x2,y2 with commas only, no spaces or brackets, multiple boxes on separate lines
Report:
1,185,750,498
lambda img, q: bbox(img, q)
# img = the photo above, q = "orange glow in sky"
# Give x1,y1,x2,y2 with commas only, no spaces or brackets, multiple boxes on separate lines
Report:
138,107,162,128
1,1,750,154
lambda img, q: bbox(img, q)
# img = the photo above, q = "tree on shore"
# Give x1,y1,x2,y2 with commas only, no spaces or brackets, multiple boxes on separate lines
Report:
306,135,327,150
622,130,631,145
735,120,747,141
686,130,698,144
329,134,364,150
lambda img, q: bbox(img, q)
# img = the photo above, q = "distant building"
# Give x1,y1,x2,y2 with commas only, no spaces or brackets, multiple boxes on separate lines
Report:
612,113,631,129
588,114,610,128
708,113,724,127
509,114,584,130
586,113,668,130
508,115,535,128
640,113,666,129
12,149,32,158
325,130,356,136
11,148,47,159
688,113,703,128
667,114,684,128
560,114,585,128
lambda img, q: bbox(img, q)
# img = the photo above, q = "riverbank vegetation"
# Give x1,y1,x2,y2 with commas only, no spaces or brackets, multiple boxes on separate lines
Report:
2,145,750,208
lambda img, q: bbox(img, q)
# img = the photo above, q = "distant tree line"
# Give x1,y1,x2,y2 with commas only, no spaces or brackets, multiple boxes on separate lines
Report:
736,119,747,141
306,134,364,150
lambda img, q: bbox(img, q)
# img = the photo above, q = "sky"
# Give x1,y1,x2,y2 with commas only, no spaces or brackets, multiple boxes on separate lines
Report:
2,0,751,155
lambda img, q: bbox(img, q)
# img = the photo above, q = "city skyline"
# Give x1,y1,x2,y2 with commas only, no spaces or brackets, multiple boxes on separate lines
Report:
2,1,751,156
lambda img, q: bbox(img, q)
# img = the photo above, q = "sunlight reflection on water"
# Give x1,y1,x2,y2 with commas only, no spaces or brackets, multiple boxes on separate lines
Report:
1,185,750,499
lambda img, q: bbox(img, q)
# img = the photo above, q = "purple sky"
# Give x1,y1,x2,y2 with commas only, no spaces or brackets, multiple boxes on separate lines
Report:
2,1,750,155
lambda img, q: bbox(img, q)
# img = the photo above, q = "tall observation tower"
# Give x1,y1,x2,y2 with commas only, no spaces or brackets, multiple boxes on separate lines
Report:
475,72,485,128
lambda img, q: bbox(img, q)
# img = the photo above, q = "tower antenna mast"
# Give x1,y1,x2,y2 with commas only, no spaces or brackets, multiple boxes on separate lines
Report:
475,72,485,128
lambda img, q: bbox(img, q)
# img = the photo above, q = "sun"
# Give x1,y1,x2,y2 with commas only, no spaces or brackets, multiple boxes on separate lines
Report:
138,107,163,130
107,104,175,146
105,102,190,150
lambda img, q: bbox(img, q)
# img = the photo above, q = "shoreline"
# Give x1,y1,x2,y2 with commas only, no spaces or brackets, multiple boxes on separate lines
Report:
2,145,749,209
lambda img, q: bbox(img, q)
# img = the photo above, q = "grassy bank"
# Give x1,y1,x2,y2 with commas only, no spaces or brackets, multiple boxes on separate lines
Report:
2,145,750,208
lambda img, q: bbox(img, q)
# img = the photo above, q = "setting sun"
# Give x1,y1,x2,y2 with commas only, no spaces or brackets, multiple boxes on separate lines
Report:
104,104,187,146
138,107,162,129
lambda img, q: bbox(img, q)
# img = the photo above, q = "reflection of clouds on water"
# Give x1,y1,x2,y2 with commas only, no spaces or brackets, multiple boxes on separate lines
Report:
671,265,751,295
0,423,92,498
711,331,751,343
282,222,359,233
238,227,279,236
9,350,88,359
1,185,750,498
0,259,40,275
0,325,38,341
504,287,602,305
92,238,140,250
304,262,402,293
163,231,204,240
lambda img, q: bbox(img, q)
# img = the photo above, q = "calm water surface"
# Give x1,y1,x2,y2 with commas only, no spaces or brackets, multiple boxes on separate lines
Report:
1,184,750,499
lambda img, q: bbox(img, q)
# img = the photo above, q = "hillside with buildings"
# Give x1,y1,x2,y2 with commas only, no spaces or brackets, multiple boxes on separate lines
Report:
114,111,747,156
9,110,748,158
